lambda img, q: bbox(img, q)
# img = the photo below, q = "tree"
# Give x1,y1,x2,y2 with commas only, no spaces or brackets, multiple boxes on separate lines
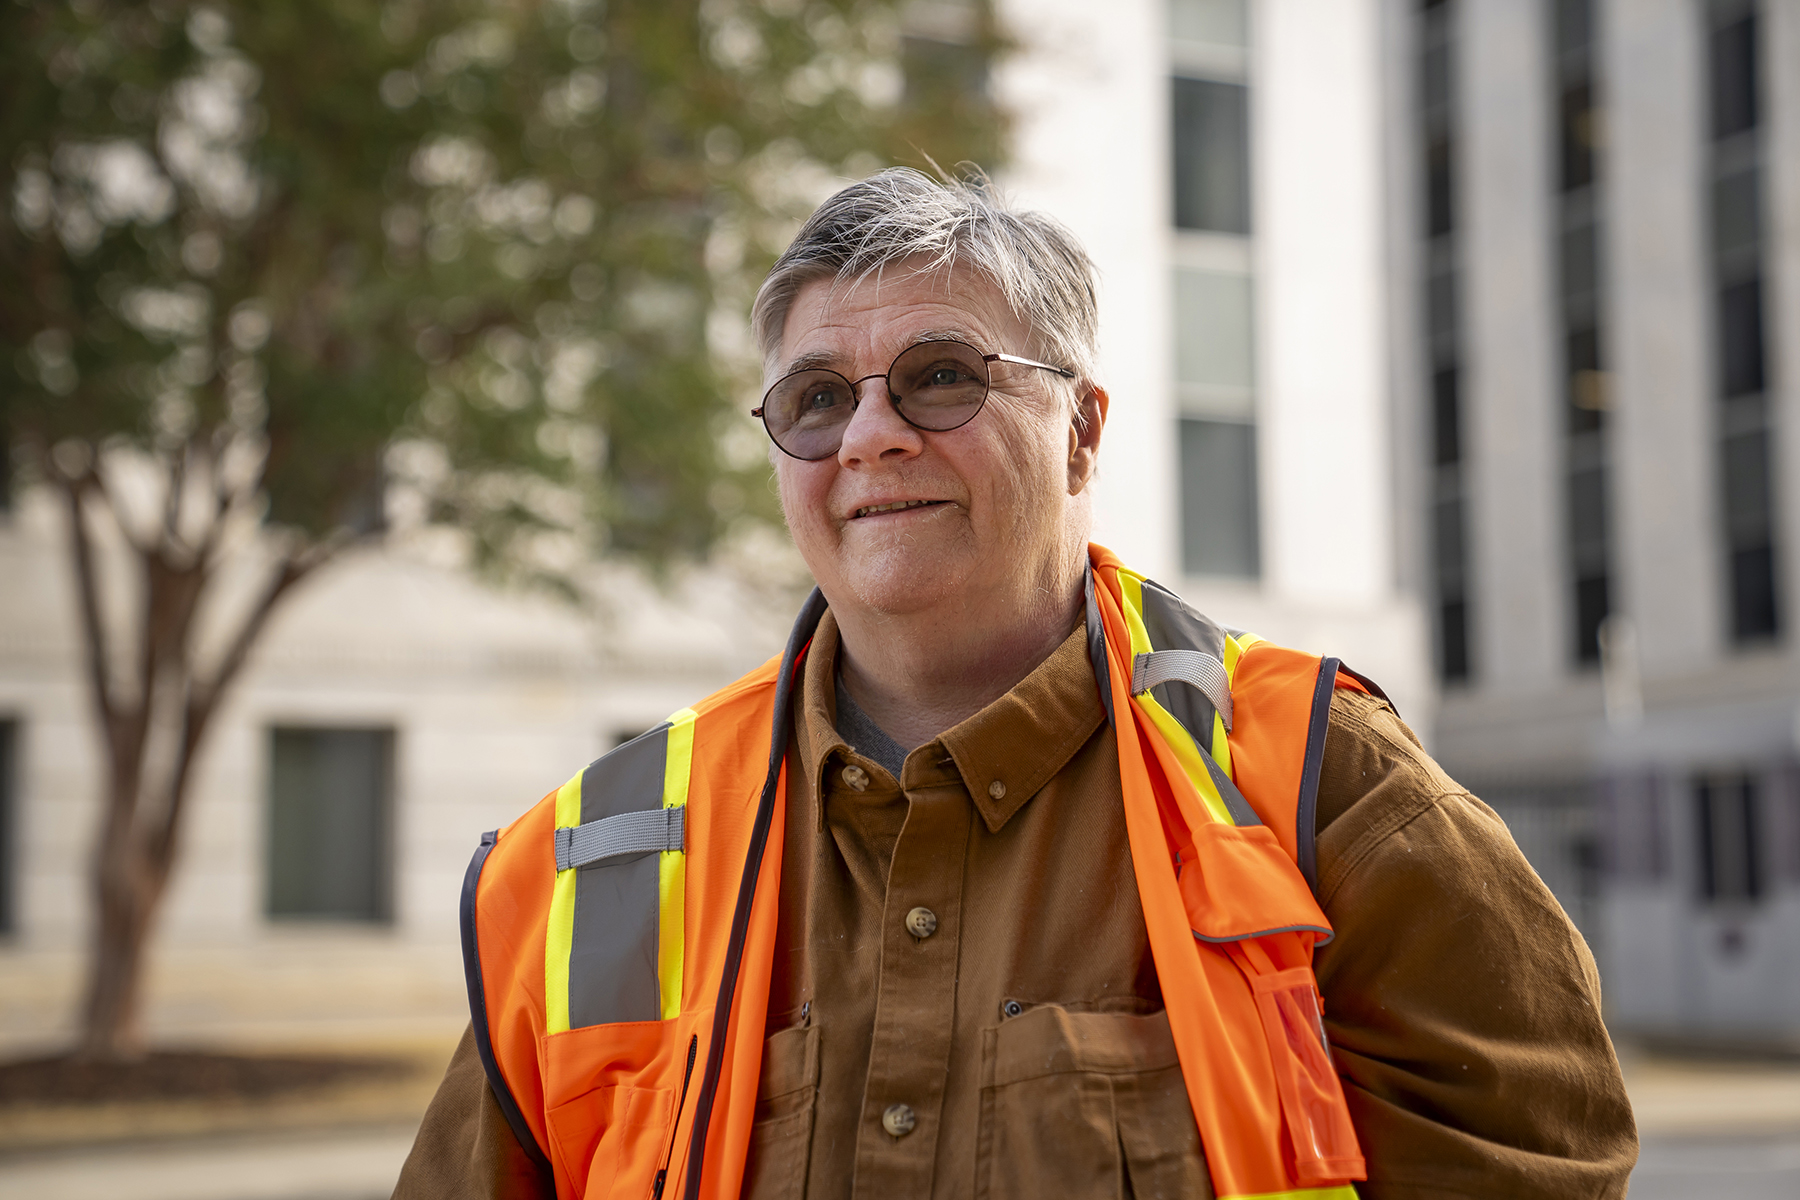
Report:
0,0,1007,1061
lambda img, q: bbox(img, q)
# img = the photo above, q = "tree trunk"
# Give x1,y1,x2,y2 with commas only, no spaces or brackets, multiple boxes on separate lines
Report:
56,463,322,1062
77,814,161,1060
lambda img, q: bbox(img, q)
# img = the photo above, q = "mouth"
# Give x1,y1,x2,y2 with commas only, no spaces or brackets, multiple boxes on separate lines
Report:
852,499,948,519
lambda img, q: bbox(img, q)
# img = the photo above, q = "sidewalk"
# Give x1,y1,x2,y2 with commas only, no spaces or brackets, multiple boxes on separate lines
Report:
0,1124,417,1200
2,1045,1798,1200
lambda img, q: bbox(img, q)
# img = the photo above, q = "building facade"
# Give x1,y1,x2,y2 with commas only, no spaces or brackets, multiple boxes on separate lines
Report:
1383,0,1800,1041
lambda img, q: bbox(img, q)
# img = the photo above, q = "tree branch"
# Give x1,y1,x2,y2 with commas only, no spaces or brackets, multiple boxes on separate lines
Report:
55,466,118,732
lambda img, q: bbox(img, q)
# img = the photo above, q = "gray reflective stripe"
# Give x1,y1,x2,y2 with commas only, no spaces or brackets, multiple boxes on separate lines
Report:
1193,923,1335,946
567,722,671,1028
556,806,685,871
1196,732,1261,827
1132,648,1234,730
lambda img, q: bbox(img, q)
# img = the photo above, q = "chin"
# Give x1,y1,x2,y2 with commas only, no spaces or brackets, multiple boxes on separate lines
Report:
839,548,973,617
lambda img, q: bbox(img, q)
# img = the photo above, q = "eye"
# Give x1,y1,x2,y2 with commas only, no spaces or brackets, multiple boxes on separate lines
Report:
806,387,838,411
927,367,962,387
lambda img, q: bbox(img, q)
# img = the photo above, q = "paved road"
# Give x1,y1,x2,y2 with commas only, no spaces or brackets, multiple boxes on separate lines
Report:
1629,1131,1800,1199
2,1124,1798,1199
0,1124,414,1200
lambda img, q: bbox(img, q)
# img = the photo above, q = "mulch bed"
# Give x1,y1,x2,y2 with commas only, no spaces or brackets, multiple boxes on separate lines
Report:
0,1050,411,1108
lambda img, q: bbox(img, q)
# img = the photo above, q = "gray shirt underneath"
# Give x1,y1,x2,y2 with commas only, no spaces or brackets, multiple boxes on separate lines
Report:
833,672,909,778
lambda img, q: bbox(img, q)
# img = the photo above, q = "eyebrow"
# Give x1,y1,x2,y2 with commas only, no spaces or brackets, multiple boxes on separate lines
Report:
777,328,985,377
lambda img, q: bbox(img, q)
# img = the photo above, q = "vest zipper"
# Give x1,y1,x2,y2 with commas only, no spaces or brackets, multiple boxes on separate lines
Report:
651,1034,699,1200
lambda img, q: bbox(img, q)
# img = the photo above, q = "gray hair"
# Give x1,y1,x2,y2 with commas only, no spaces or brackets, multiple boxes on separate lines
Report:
751,168,1099,387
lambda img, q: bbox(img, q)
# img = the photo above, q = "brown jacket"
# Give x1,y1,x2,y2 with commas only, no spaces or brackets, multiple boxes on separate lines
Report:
394,618,1637,1198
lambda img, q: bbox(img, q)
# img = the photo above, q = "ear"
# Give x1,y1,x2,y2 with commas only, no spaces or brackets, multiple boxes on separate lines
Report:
1066,384,1109,496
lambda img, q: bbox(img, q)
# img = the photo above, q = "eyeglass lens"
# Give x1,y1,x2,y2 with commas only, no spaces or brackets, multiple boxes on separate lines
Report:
761,340,992,461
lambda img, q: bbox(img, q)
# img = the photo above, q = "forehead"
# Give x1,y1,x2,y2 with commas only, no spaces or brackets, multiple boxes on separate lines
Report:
776,263,1030,374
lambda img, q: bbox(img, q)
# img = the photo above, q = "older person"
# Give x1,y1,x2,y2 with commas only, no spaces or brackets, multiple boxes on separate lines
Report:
395,170,1636,1200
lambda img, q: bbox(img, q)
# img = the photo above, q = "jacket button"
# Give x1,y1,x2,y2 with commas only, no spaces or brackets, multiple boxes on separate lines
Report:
905,906,938,938
988,779,1006,800
882,1102,916,1137
840,764,870,792
1002,999,1024,1018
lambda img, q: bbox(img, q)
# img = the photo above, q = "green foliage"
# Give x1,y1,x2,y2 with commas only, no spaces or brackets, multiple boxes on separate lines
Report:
0,0,1009,575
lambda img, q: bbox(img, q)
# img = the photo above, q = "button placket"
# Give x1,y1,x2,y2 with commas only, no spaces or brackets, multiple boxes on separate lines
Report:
851,781,971,1197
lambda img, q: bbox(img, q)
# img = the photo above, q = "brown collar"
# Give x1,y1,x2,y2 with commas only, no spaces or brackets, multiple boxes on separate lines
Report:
793,610,1104,832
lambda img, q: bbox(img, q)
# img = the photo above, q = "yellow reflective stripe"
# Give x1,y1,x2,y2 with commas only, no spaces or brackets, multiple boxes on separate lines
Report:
1117,570,1157,657
1138,690,1236,826
1223,1187,1357,1200
658,708,697,1021
1115,572,1232,825
544,773,583,1035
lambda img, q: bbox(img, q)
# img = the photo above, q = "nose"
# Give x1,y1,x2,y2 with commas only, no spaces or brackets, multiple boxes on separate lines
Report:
836,373,922,467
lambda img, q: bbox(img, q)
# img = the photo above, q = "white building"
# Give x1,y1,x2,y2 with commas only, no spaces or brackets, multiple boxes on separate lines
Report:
1382,0,1800,1042
0,0,1436,1050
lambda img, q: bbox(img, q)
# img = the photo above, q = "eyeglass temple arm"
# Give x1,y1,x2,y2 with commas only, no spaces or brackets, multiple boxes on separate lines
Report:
986,352,1077,379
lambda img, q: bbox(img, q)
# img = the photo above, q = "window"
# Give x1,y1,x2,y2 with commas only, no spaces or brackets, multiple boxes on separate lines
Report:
1708,1,1778,643
1172,0,1257,580
1696,774,1761,903
1419,0,1471,681
1172,78,1250,234
0,721,14,935
1180,418,1259,577
267,727,394,923
1554,0,1612,666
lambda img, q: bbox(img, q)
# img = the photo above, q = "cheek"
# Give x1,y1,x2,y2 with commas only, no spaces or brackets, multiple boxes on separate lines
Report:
776,463,833,542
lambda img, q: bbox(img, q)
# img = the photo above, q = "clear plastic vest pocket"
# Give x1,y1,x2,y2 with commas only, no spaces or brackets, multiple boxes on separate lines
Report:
1238,961,1364,1185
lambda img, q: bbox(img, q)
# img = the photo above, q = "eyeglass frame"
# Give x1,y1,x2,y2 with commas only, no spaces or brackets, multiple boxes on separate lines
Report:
750,338,1078,461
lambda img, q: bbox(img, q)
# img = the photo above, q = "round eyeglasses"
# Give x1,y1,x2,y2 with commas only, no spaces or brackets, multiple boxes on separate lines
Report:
751,339,1076,461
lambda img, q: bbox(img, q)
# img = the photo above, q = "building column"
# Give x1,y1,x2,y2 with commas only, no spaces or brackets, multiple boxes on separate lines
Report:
1252,0,1394,609
1604,0,1719,674
1461,0,1563,692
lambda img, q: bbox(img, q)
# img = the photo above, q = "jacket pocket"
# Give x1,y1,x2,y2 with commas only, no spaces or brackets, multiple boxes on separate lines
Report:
977,1005,1210,1200
541,1015,702,1199
742,1022,821,1200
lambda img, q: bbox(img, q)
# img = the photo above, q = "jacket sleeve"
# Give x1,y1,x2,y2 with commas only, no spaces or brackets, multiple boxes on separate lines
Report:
392,1024,554,1200
1311,691,1639,1199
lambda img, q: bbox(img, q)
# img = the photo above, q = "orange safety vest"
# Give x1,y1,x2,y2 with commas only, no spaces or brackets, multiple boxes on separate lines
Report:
462,544,1376,1199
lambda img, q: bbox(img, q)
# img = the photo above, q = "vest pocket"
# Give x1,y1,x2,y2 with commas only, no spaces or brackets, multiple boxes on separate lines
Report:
541,1016,702,1199
742,1022,821,1200
976,1006,1209,1200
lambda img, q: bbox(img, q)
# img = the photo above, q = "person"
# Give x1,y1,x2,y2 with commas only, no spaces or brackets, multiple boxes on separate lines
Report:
393,169,1637,1200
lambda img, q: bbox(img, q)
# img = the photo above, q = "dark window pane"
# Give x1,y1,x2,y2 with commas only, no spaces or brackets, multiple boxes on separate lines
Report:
1696,775,1761,902
1561,221,1598,304
1172,78,1250,234
1569,463,1609,569
1574,574,1608,663
0,721,13,935
1179,418,1259,576
1426,136,1454,236
1731,544,1779,640
1710,14,1758,140
1433,494,1466,585
1432,366,1461,465
1713,165,1762,262
1560,82,1596,192
1722,427,1773,544
268,728,394,922
1719,277,1765,397
1555,0,1594,56
1439,597,1470,681
1427,264,1458,347
1422,43,1451,114
1565,326,1606,432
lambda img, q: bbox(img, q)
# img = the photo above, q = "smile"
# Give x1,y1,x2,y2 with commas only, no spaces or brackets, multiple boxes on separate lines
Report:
853,499,947,518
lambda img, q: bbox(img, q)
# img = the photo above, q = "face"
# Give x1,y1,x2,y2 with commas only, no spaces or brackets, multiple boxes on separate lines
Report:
771,262,1104,621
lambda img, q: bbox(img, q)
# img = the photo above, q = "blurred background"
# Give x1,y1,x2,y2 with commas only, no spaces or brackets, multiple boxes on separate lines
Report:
2,0,1798,1196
